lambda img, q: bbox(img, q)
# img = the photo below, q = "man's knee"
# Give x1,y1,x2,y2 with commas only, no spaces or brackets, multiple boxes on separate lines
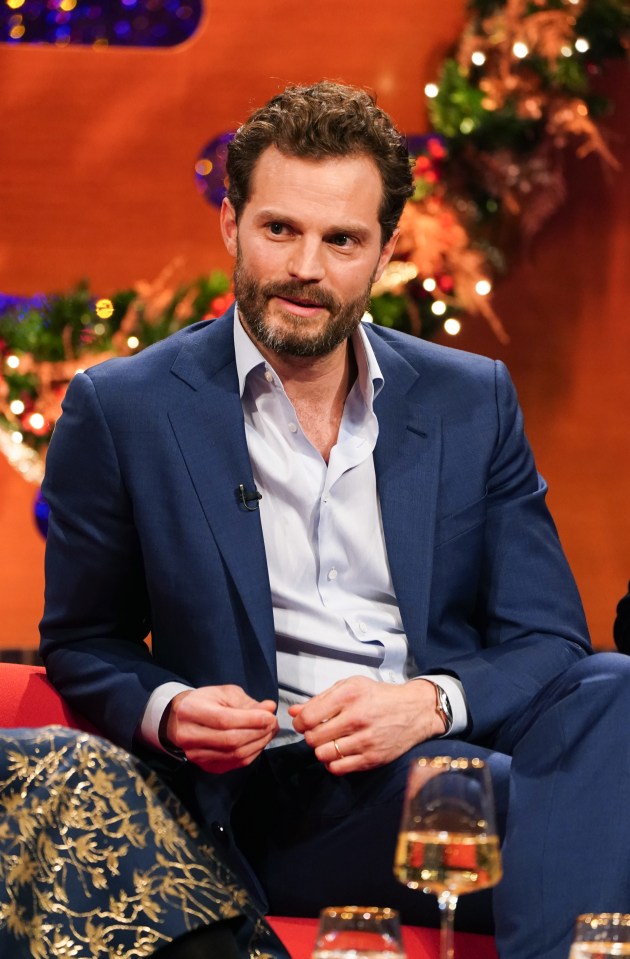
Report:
564,650,630,698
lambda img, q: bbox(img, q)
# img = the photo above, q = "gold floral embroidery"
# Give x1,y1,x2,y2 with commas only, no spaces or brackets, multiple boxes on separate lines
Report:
0,727,283,959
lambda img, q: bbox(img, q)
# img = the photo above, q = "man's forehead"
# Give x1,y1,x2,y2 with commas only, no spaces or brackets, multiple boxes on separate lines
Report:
245,146,383,218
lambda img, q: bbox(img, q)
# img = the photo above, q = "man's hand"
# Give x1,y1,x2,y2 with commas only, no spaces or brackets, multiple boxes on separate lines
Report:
288,677,445,775
166,685,278,773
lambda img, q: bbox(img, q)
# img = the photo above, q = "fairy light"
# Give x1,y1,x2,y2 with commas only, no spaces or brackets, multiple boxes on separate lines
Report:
95,298,114,319
424,83,439,99
9,400,25,415
431,301,447,316
471,51,486,66
28,413,45,431
422,278,437,293
444,318,462,336
475,279,492,296
127,336,140,349
6,354,20,369
460,118,475,134
195,159,213,176
575,38,590,53
11,431,23,445
513,42,529,59
561,45,573,57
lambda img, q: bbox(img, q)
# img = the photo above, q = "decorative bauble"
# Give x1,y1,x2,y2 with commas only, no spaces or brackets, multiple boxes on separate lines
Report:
33,488,49,538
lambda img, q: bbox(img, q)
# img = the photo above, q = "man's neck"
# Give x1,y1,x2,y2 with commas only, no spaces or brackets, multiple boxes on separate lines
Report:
271,341,358,463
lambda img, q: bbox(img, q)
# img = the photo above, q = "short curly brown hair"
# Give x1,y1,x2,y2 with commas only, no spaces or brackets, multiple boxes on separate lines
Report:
226,81,414,244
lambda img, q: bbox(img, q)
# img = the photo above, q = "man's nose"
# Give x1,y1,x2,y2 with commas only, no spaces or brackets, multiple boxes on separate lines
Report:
286,238,325,282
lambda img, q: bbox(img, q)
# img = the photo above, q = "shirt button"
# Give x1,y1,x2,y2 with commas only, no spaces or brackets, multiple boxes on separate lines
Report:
264,370,274,383
328,568,338,581
323,496,329,505
358,621,368,633
387,670,397,683
288,422,298,433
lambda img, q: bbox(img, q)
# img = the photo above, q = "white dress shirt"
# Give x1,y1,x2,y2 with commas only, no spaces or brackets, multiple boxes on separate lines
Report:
140,309,467,752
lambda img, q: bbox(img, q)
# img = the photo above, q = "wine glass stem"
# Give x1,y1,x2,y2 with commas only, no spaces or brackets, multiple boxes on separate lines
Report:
437,892,458,959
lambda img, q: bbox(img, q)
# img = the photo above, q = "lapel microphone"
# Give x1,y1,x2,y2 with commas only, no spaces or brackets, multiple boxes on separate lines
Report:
237,483,262,511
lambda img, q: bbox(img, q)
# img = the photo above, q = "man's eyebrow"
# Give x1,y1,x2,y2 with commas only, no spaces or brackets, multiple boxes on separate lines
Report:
253,209,372,238
252,208,293,223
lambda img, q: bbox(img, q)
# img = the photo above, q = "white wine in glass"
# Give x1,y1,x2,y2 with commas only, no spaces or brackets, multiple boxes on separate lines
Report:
393,756,502,959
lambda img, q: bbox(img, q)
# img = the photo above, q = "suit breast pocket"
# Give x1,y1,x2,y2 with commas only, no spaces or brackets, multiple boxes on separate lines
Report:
434,495,487,549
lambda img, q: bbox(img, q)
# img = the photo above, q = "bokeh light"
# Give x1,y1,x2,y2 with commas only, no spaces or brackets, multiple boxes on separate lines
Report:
195,132,235,209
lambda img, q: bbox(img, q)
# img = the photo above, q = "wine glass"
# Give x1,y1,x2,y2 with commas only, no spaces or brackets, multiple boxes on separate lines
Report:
393,756,502,959
569,913,630,958
311,906,406,959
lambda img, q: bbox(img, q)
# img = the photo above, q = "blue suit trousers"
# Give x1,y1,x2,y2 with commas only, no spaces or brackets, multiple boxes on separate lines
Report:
233,653,630,959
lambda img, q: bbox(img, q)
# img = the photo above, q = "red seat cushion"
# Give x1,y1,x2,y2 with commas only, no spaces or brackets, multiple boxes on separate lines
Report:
0,662,97,731
268,916,497,958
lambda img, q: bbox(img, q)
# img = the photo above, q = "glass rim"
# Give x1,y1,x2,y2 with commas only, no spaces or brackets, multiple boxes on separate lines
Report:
576,913,630,924
413,755,487,770
319,906,400,919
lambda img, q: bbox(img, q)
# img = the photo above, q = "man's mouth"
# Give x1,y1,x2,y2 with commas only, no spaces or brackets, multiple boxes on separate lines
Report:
273,294,329,316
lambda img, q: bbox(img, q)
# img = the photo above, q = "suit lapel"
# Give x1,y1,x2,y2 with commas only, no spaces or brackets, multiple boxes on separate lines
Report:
167,315,277,684
368,329,442,666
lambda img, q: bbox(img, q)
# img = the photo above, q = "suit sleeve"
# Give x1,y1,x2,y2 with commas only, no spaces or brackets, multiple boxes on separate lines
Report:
614,583,630,654
427,360,592,741
39,370,188,752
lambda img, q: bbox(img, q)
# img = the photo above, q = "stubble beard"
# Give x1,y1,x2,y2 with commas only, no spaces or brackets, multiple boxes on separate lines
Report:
233,249,374,358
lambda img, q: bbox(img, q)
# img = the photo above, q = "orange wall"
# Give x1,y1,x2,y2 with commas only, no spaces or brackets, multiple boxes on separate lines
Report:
1,2,629,650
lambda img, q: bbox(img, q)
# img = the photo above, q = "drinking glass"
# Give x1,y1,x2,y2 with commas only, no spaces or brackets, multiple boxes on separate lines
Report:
569,913,630,958
310,905,406,959
393,756,502,959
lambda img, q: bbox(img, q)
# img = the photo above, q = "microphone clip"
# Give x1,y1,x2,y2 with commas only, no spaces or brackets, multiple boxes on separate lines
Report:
237,483,262,511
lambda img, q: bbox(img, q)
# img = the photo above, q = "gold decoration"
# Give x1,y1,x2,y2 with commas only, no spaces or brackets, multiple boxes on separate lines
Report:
0,727,280,959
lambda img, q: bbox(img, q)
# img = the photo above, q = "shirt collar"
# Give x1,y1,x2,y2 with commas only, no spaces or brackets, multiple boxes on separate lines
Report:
233,305,384,408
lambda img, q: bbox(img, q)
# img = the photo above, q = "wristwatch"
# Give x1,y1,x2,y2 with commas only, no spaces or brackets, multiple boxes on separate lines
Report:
432,682,454,736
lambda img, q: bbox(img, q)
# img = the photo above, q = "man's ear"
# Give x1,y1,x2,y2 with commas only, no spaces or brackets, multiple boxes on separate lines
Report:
220,198,238,257
373,228,400,284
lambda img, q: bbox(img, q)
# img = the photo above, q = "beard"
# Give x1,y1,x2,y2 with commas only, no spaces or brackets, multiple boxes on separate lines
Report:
233,251,374,358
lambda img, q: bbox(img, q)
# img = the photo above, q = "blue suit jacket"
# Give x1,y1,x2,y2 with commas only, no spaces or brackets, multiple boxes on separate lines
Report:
40,310,590,764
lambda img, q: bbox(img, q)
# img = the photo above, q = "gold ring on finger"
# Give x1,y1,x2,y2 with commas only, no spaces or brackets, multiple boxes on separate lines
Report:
333,739,344,759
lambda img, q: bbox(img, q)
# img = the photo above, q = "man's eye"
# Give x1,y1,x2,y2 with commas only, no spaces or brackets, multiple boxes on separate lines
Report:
268,222,287,236
329,234,355,248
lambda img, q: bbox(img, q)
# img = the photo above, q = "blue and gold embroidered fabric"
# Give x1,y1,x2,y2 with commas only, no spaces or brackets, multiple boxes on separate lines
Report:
0,727,287,959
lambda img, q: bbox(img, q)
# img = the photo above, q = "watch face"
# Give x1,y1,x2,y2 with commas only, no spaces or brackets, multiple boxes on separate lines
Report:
439,689,453,727
441,690,452,715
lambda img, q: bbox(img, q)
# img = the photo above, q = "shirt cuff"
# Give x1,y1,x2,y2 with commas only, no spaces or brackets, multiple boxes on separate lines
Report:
138,681,193,754
417,673,468,737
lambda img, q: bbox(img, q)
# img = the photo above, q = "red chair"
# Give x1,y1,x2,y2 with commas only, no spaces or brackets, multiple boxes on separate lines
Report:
0,662,497,959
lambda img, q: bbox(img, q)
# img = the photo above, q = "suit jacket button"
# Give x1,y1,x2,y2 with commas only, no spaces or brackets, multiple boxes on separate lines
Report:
211,821,228,846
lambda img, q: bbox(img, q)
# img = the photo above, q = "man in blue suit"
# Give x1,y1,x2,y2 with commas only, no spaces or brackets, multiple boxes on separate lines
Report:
40,81,630,959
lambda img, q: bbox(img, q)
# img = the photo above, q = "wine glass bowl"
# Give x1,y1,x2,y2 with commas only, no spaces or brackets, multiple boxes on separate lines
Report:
311,906,406,959
394,756,502,959
569,913,630,958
